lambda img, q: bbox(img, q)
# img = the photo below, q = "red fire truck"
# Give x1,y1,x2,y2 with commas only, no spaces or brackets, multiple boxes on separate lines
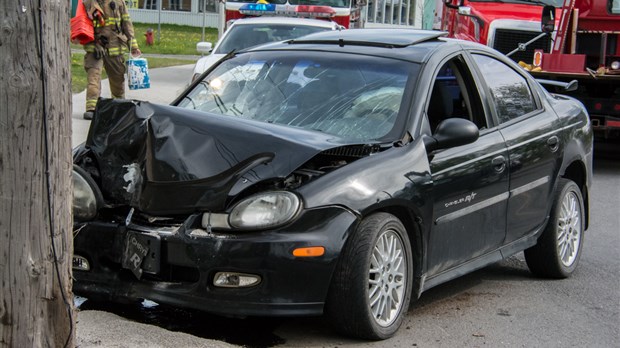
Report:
441,0,620,142
224,0,367,28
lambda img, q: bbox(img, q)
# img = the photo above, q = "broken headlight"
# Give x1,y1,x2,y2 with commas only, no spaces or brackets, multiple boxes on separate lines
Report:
73,165,102,222
228,191,301,230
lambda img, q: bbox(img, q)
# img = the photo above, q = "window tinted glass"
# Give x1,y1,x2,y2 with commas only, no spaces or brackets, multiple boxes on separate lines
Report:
472,54,537,123
179,51,417,141
428,56,488,131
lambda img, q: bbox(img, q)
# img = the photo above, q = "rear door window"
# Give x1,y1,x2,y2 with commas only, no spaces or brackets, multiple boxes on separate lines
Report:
471,54,538,124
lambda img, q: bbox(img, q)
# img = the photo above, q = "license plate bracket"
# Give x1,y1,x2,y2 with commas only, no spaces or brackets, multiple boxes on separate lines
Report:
122,231,161,279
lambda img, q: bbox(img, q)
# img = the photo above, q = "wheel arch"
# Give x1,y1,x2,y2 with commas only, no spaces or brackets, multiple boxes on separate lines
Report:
560,160,590,229
324,204,423,339
361,202,427,299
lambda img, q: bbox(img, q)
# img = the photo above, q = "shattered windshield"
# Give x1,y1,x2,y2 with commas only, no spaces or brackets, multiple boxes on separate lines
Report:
179,51,416,141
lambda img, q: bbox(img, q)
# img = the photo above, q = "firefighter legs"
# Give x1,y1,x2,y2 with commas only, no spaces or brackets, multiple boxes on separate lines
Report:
104,54,127,99
84,52,103,116
83,53,127,120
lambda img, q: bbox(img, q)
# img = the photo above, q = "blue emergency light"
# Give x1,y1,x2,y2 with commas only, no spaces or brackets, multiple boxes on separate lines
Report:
239,3,277,15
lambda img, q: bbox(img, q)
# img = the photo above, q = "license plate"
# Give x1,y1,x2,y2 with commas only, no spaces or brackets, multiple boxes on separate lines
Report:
122,231,161,279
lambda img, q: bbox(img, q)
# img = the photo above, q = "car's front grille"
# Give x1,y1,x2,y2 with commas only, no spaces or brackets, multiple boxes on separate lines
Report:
492,29,550,64
130,212,187,228
98,207,188,231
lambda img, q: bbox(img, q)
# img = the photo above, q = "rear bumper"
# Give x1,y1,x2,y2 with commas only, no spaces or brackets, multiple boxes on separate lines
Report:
591,115,620,140
73,207,358,317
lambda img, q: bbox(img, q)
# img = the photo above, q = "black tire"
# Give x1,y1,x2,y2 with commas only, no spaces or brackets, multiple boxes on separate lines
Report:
524,178,585,278
325,212,413,340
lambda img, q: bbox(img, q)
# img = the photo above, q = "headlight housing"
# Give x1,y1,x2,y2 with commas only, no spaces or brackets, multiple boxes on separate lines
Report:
73,165,102,222
228,191,301,230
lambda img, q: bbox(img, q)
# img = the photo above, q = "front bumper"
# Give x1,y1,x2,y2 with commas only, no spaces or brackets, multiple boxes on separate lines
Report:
73,206,358,317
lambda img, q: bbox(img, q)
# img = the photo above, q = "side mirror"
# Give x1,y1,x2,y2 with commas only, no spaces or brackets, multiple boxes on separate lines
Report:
196,41,213,54
423,118,479,153
541,5,555,33
356,0,368,6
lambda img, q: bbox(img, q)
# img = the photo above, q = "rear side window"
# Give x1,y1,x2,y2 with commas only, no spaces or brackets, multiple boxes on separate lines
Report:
472,54,537,123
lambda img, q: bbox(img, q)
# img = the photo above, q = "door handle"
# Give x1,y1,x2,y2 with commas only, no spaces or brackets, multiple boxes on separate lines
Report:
547,136,559,152
491,155,506,173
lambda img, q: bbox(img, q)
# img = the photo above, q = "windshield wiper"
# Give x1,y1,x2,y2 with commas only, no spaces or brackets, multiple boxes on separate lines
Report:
200,80,236,115
183,96,197,109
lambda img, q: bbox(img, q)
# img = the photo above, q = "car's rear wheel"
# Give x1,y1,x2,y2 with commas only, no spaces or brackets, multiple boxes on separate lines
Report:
524,178,585,278
326,212,413,340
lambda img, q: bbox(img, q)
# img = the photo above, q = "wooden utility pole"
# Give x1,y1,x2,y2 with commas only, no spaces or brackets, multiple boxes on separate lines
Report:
0,0,74,347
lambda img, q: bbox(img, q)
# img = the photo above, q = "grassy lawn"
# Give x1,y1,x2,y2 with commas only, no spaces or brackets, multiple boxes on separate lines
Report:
71,23,219,93
133,23,219,55
71,53,196,93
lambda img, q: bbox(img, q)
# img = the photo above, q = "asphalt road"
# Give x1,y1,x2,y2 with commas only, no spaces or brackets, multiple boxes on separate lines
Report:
73,67,619,347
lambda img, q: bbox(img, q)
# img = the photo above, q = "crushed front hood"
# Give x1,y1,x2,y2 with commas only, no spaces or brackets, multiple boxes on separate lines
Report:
85,99,352,214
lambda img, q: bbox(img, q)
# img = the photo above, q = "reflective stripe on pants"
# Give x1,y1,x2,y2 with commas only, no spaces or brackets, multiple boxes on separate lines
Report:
84,52,127,111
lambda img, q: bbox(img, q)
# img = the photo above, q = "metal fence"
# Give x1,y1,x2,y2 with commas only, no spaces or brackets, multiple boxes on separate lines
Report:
129,8,220,28
366,0,422,27
128,0,423,29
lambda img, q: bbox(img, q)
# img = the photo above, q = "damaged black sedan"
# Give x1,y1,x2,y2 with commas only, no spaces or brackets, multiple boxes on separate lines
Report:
72,29,593,340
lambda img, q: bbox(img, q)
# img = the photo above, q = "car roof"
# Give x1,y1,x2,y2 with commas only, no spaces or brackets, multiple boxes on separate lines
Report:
229,16,340,29
290,29,447,47
250,29,452,63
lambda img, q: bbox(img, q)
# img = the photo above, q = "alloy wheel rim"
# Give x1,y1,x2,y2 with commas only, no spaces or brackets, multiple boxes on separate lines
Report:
368,229,406,327
557,191,582,267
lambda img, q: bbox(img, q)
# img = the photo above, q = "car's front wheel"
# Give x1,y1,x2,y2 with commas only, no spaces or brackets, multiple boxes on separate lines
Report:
326,212,413,340
524,178,585,278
